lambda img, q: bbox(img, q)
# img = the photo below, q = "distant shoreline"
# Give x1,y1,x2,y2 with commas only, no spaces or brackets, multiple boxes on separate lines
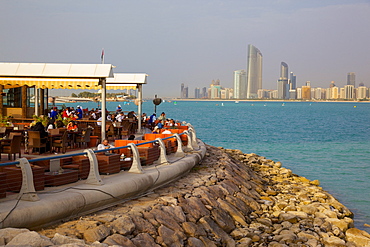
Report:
169,98,370,103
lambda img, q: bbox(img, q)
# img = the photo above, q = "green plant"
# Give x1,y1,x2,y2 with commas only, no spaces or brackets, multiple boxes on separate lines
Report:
0,114,10,127
32,115,50,127
56,113,69,127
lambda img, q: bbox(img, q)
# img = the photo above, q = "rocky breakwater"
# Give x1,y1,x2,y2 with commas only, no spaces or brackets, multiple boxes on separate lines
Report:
1,145,370,246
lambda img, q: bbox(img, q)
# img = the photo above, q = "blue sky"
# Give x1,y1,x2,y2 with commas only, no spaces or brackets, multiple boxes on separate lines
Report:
1,0,369,97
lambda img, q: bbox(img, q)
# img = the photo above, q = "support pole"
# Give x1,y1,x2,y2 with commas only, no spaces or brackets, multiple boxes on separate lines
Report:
137,84,142,133
35,87,39,116
101,78,106,142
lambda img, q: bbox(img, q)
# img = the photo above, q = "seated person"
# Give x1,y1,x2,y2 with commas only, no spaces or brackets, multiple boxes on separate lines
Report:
162,129,172,134
67,121,78,131
128,134,135,140
97,139,115,150
152,126,160,134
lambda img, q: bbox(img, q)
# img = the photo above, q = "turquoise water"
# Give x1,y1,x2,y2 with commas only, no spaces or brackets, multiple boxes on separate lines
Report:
55,100,370,232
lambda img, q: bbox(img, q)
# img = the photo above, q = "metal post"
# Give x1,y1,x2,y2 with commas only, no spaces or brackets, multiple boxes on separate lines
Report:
35,87,39,116
101,78,106,141
137,84,142,133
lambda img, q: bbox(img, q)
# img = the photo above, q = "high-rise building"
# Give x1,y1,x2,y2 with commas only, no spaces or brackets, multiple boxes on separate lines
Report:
344,85,354,99
194,87,200,99
347,72,355,87
246,44,262,99
233,69,246,99
180,83,184,98
277,62,288,99
290,72,296,90
201,87,208,98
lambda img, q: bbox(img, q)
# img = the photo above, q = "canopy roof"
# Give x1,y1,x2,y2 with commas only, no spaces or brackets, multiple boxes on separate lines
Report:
106,73,148,90
0,63,148,90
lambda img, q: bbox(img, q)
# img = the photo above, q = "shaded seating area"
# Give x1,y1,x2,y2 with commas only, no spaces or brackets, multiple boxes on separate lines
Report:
51,131,69,153
28,131,48,154
75,128,92,148
0,135,22,160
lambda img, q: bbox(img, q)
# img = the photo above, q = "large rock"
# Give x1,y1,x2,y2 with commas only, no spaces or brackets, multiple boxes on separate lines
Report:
111,216,135,235
182,221,207,237
322,236,346,246
217,198,248,226
83,225,111,243
51,233,86,245
131,215,157,236
6,231,54,247
211,208,235,233
157,225,184,247
103,234,136,246
131,233,160,247
0,227,29,245
187,237,205,247
199,216,235,247
346,228,370,246
278,213,298,224
178,196,210,222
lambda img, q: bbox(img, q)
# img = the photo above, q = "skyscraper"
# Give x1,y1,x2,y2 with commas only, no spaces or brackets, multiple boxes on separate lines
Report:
277,62,288,99
194,87,200,98
180,83,184,98
246,44,262,99
347,72,355,87
290,72,296,90
233,69,246,99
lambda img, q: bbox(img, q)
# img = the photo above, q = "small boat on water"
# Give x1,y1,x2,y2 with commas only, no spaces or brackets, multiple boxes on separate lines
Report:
235,101,239,104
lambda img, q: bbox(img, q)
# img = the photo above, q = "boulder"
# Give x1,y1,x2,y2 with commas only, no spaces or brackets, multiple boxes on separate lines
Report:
131,233,160,247
6,231,54,247
346,228,370,246
182,222,207,237
83,225,111,243
51,233,86,245
211,208,235,233
111,216,135,235
322,236,346,246
0,227,29,245
103,234,136,246
157,225,184,247
199,216,235,247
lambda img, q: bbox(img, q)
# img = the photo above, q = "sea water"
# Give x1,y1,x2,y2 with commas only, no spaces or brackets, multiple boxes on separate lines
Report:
55,100,370,232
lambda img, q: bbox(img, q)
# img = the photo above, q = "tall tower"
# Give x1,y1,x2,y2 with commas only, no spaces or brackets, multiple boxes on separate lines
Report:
233,69,246,99
246,44,263,99
290,72,296,89
347,72,355,87
277,62,288,99
180,83,184,98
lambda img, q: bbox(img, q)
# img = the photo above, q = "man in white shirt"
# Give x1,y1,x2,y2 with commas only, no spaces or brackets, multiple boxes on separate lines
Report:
97,139,115,150
115,112,125,122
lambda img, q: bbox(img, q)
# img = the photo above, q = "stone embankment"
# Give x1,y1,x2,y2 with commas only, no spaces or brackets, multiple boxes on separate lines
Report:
1,145,370,246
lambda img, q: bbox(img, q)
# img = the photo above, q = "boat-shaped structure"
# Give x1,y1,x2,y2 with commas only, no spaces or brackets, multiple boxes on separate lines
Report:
0,126,205,229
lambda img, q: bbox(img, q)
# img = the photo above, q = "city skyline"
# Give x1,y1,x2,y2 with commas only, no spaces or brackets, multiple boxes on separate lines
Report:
1,1,369,97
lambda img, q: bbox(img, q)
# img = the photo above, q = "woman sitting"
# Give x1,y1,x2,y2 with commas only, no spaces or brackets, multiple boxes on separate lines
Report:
67,121,78,131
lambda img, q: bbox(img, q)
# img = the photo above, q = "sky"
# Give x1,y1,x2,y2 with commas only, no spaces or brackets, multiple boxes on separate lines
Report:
1,0,369,98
